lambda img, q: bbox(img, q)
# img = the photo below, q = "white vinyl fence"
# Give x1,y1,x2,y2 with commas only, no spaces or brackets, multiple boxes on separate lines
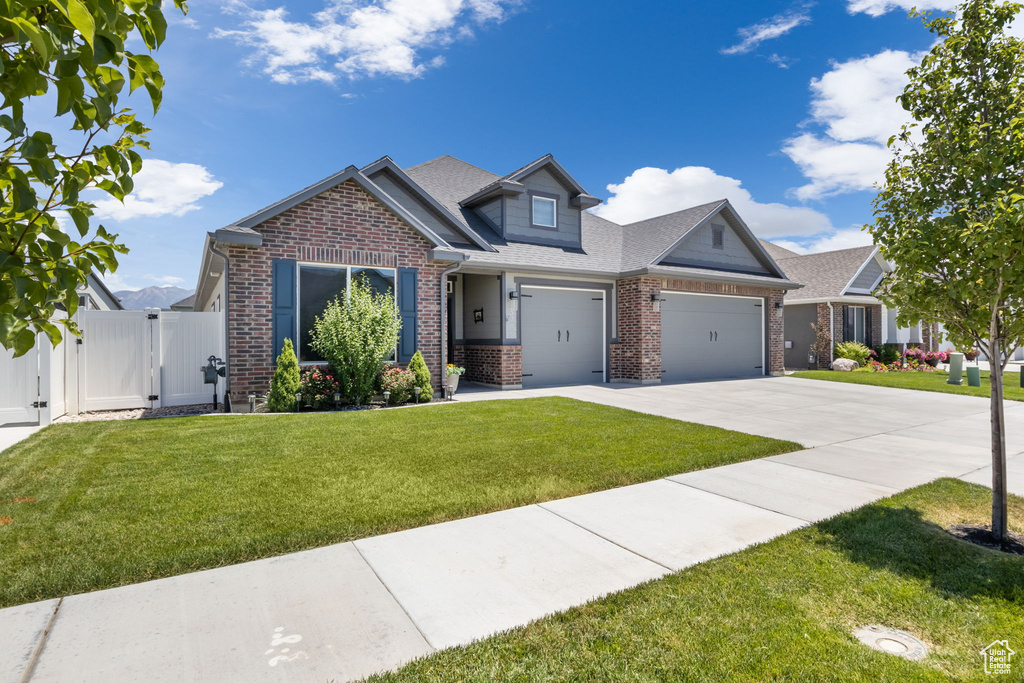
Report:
0,308,225,427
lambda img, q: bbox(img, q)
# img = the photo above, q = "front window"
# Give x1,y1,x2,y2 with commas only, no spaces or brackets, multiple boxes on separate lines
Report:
297,264,396,363
851,306,866,344
532,196,557,228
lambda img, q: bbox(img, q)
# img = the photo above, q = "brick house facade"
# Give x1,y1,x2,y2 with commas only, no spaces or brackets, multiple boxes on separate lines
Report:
221,179,449,405
191,155,799,407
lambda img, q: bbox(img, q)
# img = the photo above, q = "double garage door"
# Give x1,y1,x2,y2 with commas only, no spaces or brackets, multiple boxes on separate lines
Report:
661,293,765,382
518,287,764,387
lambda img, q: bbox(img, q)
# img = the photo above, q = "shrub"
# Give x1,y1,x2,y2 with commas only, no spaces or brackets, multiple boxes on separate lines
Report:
873,343,902,365
407,350,432,402
267,338,301,412
311,275,402,405
300,368,341,410
379,366,415,404
834,341,873,367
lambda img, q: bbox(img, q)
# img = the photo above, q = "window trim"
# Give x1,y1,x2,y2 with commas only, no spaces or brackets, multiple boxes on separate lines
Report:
530,193,558,229
296,262,398,365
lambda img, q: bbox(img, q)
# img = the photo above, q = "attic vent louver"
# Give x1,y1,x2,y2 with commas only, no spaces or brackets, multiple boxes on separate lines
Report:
712,224,724,249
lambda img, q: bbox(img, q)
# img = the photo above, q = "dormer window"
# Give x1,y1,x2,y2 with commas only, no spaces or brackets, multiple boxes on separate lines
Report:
531,195,557,228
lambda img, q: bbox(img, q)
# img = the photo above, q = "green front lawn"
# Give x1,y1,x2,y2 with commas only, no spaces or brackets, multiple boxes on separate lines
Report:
792,367,1024,402
373,479,1024,682
0,397,799,609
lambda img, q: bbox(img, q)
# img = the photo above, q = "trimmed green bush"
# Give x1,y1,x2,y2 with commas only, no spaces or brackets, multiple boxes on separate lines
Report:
834,340,872,367
268,338,301,412
408,350,432,402
311,275,402,405
873,343,901,365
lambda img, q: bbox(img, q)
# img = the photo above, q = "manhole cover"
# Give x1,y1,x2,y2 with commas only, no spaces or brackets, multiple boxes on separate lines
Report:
853,625,928,661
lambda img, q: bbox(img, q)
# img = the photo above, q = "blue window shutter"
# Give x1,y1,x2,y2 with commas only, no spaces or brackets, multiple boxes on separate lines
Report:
397,267,418,363
272,259,297,361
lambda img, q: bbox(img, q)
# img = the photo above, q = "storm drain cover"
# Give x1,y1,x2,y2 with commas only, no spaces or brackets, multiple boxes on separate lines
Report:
853,625,928,661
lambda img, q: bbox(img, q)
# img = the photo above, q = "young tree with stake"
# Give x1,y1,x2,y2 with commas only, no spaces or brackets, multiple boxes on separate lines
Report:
870,0,1024,547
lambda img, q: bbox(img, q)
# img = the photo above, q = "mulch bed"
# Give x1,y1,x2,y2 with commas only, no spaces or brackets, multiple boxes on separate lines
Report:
54,404,215,423
947,523,1024,556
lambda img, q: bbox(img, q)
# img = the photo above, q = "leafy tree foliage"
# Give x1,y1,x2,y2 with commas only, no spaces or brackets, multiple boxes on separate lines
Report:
267,338,300,413
311,275,402,406
0,0,187,355
869,0,1024,545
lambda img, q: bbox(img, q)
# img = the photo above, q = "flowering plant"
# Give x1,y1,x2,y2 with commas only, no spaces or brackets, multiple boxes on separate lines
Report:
299,367,341,410
446,364,466,377
379,366,415,404
924,350,949,362
963,349,979,361
903,347,927,361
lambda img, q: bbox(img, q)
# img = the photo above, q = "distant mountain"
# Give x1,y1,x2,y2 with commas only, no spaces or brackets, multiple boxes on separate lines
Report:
114,286,194,310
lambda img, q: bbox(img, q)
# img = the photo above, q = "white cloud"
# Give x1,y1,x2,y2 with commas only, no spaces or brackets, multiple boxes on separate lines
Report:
722,6,813,55
771,227,875,254
847,0,955,17
214,0,518,84
783,49,922,200
92,159,223,221
592,166,832,239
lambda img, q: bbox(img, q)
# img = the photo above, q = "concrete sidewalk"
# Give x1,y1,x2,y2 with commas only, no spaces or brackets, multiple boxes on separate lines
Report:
3,377,1022,683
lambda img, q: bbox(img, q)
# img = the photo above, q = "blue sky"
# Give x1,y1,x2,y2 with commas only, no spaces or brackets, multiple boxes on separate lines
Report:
79,0,970,292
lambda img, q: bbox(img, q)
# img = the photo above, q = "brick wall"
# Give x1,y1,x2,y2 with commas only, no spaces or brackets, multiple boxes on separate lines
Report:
816,303,832,369
814,301,884,368
613,276,662,383
457,344,522,386
224,179,446,404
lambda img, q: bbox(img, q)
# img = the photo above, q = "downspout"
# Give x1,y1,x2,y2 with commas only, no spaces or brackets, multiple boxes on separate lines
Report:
209,240,232,413
440,261,462,388
827,301,835,367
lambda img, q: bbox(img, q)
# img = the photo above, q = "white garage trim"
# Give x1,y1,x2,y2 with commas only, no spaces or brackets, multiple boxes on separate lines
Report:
661,291,766,378
521,285,607,383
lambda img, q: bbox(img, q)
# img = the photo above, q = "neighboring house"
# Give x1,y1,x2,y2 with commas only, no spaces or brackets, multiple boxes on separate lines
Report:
190,154,799,406
764,241,939,369
170,294,196,311
76,273,123,311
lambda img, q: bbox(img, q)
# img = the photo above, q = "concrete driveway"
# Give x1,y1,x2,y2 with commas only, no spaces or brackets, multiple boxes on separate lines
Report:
4,377,1022,683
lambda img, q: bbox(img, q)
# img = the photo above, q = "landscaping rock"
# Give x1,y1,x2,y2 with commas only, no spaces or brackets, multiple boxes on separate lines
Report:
55,404,214,423
833,358,860,372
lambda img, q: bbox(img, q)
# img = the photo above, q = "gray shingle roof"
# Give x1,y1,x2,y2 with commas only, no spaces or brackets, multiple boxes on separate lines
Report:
404,155,502,242
404,155,794,285
774,245,877,301
170,294,196,310
758,239,801,262
620,200,726,271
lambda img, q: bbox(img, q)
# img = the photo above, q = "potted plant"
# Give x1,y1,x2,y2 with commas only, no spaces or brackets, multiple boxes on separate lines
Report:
445,364,466,395
963,349,979,362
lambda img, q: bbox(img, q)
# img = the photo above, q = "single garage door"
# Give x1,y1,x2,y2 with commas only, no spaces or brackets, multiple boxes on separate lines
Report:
661,293,764,382
520,286,605,388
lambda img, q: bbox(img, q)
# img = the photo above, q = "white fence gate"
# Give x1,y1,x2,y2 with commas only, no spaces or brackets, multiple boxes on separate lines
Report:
0,308,225,427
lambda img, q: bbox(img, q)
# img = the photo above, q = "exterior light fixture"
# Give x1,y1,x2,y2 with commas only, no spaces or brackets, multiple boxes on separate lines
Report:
509,291,519,300
294,393,302,412
650,292,664,312
445,385,453,401
775,301,784,318
383,390,391,406
414,386,422,402
334,392,341,410
248,394,256,413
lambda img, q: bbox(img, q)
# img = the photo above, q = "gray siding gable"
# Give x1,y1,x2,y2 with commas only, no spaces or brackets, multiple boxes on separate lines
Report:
847,256,884,292
476,197,503,234
660,215,770,275
503,166,581,248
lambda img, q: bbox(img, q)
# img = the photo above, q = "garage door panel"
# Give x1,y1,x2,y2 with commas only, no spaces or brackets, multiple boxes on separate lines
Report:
662,293,763,382
521,288,604,388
